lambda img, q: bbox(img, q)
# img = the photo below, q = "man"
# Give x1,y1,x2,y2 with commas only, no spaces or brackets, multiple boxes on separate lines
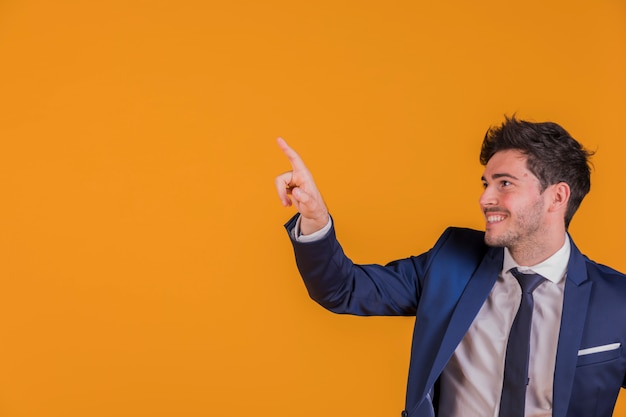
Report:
275,117,626,417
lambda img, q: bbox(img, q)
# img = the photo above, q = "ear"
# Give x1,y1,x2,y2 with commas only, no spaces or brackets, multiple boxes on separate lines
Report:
548,182,571,214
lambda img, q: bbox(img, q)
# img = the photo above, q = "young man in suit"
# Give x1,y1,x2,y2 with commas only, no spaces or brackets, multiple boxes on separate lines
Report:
275,117,626,417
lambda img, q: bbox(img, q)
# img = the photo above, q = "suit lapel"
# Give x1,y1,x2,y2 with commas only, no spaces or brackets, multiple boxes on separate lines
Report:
425,247,503,390
551,239,593,417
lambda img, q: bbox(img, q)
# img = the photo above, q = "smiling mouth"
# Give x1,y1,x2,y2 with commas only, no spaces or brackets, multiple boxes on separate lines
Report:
486,214,507,224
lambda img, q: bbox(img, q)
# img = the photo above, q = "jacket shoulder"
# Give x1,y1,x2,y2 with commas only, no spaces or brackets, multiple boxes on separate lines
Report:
583,256,626,286
435,227,487,251
427,227,490,266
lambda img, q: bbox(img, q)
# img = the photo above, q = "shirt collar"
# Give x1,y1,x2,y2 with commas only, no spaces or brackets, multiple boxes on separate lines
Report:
502,234,571,284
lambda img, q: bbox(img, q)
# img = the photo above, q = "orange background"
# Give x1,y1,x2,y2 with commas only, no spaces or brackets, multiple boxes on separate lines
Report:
0,0,625,416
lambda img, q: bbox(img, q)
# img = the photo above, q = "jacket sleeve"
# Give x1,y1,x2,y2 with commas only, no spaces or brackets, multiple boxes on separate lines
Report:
285,214,442,316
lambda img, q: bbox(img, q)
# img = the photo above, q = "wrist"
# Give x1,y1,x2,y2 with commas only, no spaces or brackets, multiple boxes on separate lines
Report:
299,212,330,235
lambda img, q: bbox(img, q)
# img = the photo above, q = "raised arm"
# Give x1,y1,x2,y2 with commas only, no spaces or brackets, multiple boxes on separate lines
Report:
275,137,329,235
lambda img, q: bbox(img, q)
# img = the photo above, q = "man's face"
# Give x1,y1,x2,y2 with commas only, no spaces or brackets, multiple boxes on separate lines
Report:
479,149,549,249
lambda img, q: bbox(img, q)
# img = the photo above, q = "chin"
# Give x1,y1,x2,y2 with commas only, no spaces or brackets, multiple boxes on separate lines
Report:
484,232,509,248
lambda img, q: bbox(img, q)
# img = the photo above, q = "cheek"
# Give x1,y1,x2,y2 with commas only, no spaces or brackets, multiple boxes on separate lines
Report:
513,196,545,218
498,194,516,211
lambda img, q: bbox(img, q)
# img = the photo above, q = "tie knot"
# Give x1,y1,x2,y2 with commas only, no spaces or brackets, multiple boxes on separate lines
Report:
509,267,546,294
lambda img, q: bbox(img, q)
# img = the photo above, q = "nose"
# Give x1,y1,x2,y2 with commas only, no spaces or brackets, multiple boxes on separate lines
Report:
479,185,497,208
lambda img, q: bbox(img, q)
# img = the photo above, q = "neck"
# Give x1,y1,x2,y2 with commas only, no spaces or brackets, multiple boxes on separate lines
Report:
508,230,567,267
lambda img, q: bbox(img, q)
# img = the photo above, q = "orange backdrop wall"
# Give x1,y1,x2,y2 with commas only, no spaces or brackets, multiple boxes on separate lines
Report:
0,1,624,416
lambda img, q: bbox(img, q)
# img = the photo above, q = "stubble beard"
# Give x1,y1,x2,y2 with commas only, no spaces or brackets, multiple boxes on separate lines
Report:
483,199,545,251
484,229,519,248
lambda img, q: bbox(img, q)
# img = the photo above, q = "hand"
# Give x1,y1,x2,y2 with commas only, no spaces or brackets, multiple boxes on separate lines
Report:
275,137,329,235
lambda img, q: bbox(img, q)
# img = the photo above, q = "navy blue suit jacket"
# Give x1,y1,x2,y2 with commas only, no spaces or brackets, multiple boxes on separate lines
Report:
285,215,626,417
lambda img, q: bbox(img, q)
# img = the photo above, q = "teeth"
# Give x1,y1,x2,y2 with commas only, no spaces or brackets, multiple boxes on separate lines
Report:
487,215,505,223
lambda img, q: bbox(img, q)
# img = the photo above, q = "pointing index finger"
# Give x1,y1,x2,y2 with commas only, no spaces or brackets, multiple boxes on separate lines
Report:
277,137,307,172
276,138,306,171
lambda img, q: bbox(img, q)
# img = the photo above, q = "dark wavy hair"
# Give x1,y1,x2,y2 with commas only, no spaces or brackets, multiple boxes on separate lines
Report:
479,116,594,228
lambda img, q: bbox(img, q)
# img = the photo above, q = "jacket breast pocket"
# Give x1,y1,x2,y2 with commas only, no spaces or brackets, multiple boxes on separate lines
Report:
576,343,622,367
569,343,625,417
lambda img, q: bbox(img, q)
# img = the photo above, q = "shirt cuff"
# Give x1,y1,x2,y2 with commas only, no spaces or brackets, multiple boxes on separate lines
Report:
292,215,333,242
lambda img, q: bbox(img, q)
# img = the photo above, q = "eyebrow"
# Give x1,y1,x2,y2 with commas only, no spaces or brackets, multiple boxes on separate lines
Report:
481,173,521,182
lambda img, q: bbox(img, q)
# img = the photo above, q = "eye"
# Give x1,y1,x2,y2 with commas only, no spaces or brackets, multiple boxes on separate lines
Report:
500,180,512,187
481,181,488,189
